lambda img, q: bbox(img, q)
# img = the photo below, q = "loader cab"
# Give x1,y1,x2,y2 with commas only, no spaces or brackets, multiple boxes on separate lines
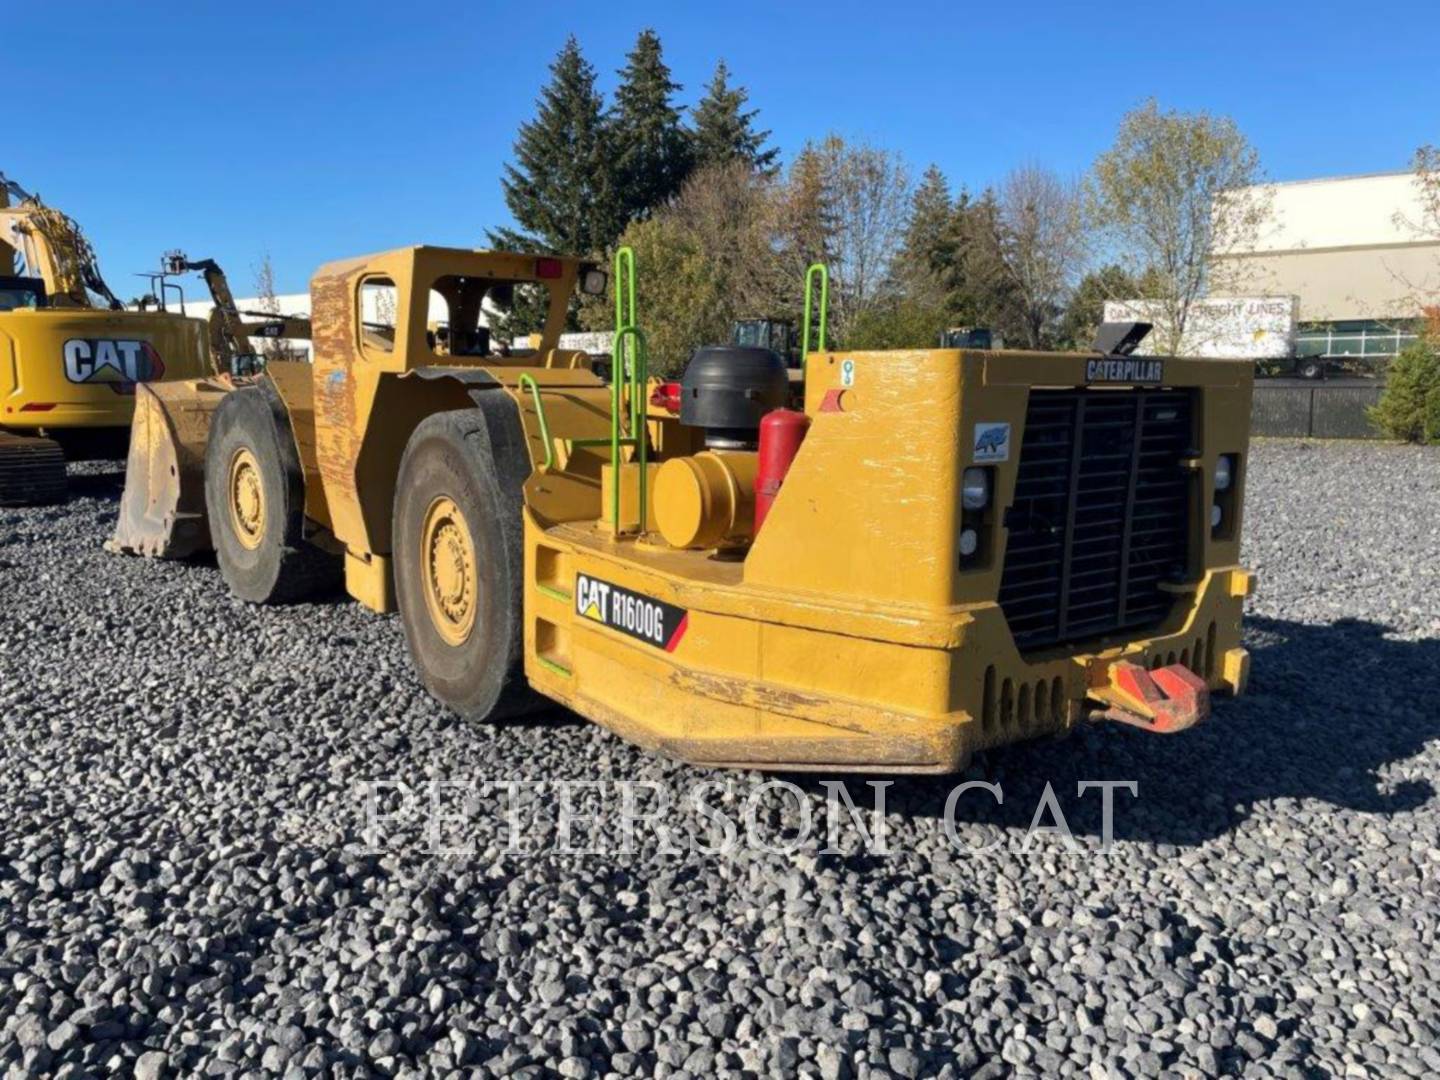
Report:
0,275,45,310
939,326,1000,350
348,250,609,368
732,318,799,368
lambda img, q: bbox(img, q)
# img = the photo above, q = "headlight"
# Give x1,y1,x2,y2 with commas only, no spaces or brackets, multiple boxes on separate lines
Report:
962,467,990,510
1215,454,1235,492
1211,503,1223,529
959,528,979,557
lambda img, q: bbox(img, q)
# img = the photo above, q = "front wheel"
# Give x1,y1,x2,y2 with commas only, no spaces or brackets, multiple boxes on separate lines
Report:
203,385,339,603
392,408,538,720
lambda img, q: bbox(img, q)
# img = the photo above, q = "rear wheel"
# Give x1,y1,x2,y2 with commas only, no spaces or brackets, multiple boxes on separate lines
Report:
204,385,338,603
393,408,538,720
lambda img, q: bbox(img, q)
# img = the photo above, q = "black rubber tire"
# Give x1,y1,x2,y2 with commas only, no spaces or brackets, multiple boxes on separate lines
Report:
204,384,339,604
393,407,540,721
1297,358,1324,381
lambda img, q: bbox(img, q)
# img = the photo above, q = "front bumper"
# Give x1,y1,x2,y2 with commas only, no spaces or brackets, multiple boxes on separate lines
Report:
531,552,1255,774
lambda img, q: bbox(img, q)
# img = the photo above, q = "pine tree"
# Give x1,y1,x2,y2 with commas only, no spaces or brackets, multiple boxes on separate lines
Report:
612,30,693,222
691,60,778,174
954,189,1027,337
779,142,835,269
898,165,957,285
489,36,620,258
1056,263,1139,350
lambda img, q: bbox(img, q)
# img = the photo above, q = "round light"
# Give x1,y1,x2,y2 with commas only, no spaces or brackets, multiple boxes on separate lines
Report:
961,467,990,510
1214,455,1234,492
959,528,979,557
1210,503,1223,529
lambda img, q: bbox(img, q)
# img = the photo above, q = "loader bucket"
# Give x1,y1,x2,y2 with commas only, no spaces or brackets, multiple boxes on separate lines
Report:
107,377,232,558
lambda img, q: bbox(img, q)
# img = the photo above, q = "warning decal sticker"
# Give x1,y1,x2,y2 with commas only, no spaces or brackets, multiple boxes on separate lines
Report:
575,573,689,652
973,422,1011,463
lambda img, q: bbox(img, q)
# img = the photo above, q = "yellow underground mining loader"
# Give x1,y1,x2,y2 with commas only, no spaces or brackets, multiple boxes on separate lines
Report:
0,173,212,504
111,245,1255,773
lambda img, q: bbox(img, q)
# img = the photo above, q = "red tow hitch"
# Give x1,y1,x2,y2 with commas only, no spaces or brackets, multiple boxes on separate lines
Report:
1090,661,1210,734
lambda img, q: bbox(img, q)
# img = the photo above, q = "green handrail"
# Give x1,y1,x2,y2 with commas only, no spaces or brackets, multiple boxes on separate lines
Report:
516,373,553,470
800,262,829,372
569,247,652,532
614,245,636,333
607,325,648,532
614,245,637,385
522,246,647,531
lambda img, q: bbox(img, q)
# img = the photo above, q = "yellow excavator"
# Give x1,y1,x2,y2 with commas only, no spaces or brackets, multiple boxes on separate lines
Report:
0,173,211,504
111,245,1256,773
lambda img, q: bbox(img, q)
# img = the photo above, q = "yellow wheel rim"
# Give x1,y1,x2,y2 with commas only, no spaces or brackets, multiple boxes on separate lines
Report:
227,447,266,551
420,495,478,646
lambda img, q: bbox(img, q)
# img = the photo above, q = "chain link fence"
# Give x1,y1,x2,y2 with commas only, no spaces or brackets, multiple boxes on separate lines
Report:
1252,382,1385,439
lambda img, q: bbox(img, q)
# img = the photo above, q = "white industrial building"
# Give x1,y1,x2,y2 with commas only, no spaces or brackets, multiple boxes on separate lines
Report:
1210,170,1438,362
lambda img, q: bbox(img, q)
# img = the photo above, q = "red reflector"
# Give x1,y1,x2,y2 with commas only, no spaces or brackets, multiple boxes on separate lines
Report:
649,381,681,414
20,402,56,412
534,257,563,279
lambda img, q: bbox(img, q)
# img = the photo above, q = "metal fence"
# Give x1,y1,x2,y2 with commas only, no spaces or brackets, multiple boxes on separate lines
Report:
1294,326,1418,362
1251,382,1386,439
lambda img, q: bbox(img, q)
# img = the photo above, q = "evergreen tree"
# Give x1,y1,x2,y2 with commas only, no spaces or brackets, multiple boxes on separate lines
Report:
612,30,692,222
897,165,958,287
952,189,1026,336
1056,263,1139,350
894,168,1019,335
772,141,837,316
1370,338,1440,443
489,36,620,258
779,142,835,266
691,60,779,174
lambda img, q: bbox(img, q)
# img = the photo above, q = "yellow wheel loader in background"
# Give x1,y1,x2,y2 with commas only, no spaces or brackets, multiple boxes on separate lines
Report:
111,245,1255,773
106,249,312,555
0,173,211,504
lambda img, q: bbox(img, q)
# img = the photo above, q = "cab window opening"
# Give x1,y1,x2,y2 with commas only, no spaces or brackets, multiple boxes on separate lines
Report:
424,275,554,358
358,276,397,353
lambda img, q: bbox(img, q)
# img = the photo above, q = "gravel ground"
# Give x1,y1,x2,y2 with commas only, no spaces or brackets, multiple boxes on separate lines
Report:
2,439,1438,1079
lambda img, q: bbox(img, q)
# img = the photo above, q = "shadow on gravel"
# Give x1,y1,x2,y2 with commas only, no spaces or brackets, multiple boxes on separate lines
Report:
49,456,1440,849
64,464,127,499
807,615,1440,848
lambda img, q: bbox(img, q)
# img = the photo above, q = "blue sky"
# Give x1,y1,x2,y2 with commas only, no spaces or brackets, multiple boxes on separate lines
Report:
10,1,1436,295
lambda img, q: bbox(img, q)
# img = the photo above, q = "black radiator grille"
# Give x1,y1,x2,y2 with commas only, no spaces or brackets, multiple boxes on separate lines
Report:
997,389,1194,652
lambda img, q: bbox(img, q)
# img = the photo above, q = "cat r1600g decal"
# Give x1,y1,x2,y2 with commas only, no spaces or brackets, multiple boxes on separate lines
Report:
63,339,165,386
575,573,689,652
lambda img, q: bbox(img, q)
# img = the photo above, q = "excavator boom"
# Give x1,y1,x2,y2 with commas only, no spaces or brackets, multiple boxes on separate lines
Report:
0,171,122,309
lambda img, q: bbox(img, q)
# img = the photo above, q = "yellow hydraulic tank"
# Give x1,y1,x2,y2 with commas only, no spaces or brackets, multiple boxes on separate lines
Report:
654,450,757,549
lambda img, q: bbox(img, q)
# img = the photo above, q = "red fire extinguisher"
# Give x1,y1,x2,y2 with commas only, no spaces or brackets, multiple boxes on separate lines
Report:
754,409,810,535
